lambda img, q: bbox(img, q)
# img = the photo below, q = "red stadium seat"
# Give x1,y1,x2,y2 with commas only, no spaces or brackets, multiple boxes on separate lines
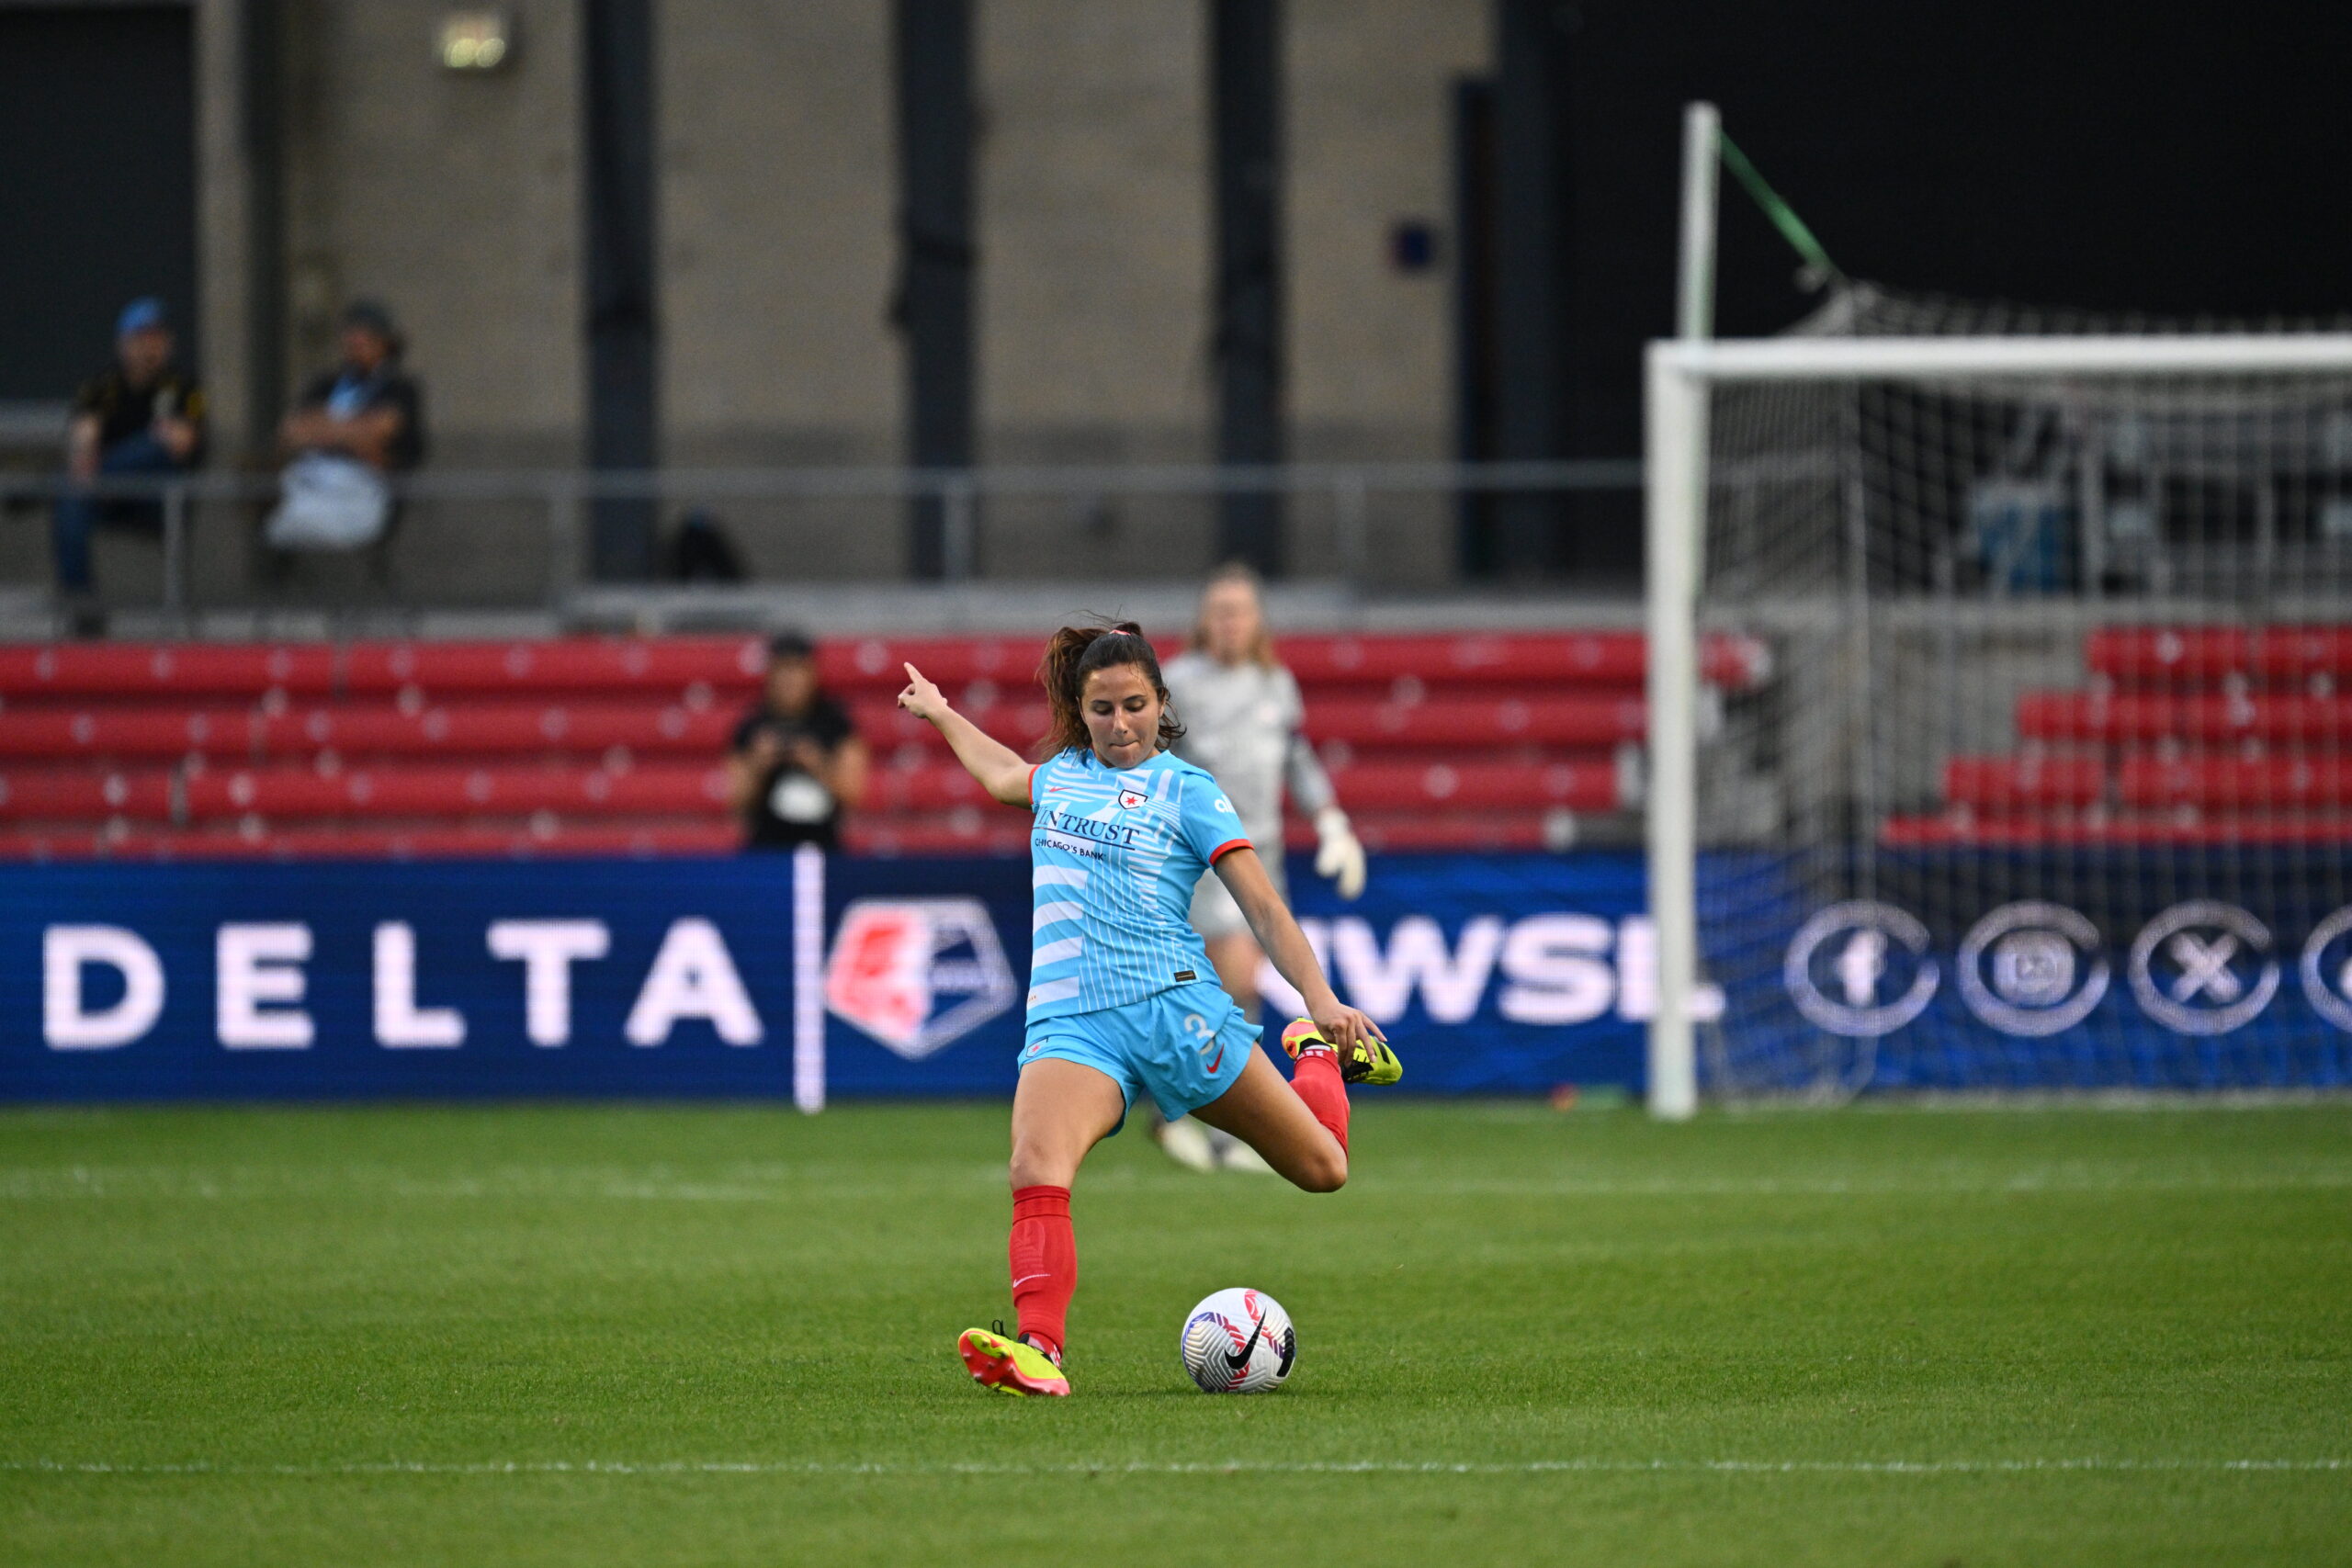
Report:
249,702,741,760
2017,691,2352,743
1321,758,1625,812
0,637,771,704
1322,808,1562,852
0,642,339,700
2085,625,2352,685
819,636,1049,692
180,763,732,822
0,705,258,761
0,768,175,822
848,694,1645,752
337,637,766,698
0,818,741,862
1939,754,2107,810
0,702,743,764
1883,810,2352,847
2119,754,2352,808
1275,630,1770,693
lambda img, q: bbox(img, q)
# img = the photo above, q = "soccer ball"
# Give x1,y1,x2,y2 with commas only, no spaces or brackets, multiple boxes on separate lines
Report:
1180,1287,1295,1393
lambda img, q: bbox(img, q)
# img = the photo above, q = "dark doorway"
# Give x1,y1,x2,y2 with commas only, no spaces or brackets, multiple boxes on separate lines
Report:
0,6,197,401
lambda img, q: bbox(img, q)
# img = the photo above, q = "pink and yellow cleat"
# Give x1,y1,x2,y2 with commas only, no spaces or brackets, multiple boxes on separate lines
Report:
958,1324,1070,1397
1280,1018,1403,1086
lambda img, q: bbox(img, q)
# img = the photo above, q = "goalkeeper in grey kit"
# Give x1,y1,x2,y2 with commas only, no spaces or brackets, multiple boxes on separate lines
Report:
1155,563,1368,1172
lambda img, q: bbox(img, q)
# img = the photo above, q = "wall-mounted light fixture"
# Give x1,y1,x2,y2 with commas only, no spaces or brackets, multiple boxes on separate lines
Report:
439,9,516,73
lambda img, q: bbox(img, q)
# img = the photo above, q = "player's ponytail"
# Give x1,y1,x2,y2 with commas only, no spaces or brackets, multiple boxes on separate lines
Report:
1037,621,1186,760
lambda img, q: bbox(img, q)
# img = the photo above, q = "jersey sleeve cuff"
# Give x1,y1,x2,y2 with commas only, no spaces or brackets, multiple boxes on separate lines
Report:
1025,763,1041,807
1208,838,1252,864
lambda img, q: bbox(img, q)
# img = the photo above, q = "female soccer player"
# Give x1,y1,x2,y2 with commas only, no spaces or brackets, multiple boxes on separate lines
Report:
896,623,1400,1398
1153,563,1367,1172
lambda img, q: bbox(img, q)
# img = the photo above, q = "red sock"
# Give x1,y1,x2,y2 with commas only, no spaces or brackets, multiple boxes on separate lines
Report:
1289,1048,1351,1154
1008,1185,1075,1360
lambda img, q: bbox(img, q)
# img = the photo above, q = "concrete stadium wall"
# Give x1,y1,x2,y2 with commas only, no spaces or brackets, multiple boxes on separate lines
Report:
278,0,584,468
143,0,1494,600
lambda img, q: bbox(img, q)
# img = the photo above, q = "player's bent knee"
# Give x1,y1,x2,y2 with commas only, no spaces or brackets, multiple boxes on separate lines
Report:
1008,1145,1074,1190
1291,1149,1348,1193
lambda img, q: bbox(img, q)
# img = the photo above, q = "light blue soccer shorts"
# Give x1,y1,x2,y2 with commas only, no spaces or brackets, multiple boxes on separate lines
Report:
1019,980,1261,1129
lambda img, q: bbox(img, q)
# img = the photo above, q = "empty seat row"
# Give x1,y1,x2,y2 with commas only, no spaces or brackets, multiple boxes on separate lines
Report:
0,694,1647,768
0,818,742,863
2018,692,2352,742
0,631,1767,706
3,752,1631,829
0,764,731,823
0,702,743,761
817,630,1769,693
1944,750,2352,809
1941,755,2108,809
0,637,769,702
850,694,1652,752
1884,810,2352,847
2120,754,2352,807
2086,626,2352,684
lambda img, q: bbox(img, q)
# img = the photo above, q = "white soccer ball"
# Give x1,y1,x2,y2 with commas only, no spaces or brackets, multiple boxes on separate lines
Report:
1180,1287,1295,1393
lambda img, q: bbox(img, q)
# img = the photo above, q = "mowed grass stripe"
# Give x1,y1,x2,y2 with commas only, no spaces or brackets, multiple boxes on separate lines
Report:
6,1457,2350,1476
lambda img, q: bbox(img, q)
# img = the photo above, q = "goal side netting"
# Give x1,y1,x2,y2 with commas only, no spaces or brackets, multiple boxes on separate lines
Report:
1652,285,2352,1104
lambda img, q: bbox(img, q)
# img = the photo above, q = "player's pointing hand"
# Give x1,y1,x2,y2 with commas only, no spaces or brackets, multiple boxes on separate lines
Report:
898,662,949,726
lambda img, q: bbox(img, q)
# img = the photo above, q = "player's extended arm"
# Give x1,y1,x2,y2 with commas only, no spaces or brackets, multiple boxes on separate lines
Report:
1214,845,1385,1051
896,662,1031,806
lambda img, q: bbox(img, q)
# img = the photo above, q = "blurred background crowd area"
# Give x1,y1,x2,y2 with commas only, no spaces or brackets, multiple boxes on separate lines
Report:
1,0,2346,620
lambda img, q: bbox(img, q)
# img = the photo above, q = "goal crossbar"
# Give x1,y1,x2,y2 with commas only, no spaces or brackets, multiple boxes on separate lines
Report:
1652,334,2352,382
1643,333,2352,1120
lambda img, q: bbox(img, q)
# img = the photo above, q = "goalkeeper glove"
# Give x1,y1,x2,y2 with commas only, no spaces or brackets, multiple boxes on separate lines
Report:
1313,806,1367,900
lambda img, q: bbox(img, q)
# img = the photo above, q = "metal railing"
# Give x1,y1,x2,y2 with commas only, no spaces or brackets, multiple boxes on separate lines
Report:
0,460,1643,612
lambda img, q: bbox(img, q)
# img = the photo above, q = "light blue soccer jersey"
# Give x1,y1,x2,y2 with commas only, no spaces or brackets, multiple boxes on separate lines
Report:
1025,747,1252,1021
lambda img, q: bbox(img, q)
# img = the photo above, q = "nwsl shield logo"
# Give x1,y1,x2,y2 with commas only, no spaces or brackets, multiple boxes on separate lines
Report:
824,899,1017,1059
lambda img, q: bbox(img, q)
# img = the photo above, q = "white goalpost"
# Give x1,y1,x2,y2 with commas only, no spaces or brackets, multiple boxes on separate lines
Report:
1645,332,2352,1119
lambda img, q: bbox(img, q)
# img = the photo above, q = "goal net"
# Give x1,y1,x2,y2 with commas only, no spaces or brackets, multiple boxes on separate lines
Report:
1652,285,2352,1103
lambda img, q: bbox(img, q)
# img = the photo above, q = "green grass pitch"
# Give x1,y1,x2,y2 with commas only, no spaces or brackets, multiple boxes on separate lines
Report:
0,1100,2346,1566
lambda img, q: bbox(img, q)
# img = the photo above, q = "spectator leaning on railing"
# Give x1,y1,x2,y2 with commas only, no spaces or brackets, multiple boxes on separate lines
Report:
267,299,425,551
51,297,207,617
729,631,870,851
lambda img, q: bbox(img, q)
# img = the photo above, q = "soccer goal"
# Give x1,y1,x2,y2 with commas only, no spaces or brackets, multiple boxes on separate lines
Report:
1644,308,2352,1116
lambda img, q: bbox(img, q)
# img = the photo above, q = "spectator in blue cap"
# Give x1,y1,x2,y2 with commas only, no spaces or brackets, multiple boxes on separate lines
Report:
52,297,208,609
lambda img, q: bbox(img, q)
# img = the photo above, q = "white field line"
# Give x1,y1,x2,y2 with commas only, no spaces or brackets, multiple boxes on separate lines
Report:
1,1458,2345,1479
3,1166,2352,1202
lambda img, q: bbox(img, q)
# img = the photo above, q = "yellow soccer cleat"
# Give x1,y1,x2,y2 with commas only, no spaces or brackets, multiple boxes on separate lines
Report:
958,1324,1070,1397
1280,1018,1403,1087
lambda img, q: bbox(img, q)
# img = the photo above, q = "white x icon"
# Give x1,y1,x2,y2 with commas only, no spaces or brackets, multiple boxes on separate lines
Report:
2166,931,2244,1003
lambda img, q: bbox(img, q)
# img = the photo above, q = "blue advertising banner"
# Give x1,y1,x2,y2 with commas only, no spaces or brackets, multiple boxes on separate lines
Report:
4,849,2349,1102
0,852,1661,1103
1702,849,2352,1093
